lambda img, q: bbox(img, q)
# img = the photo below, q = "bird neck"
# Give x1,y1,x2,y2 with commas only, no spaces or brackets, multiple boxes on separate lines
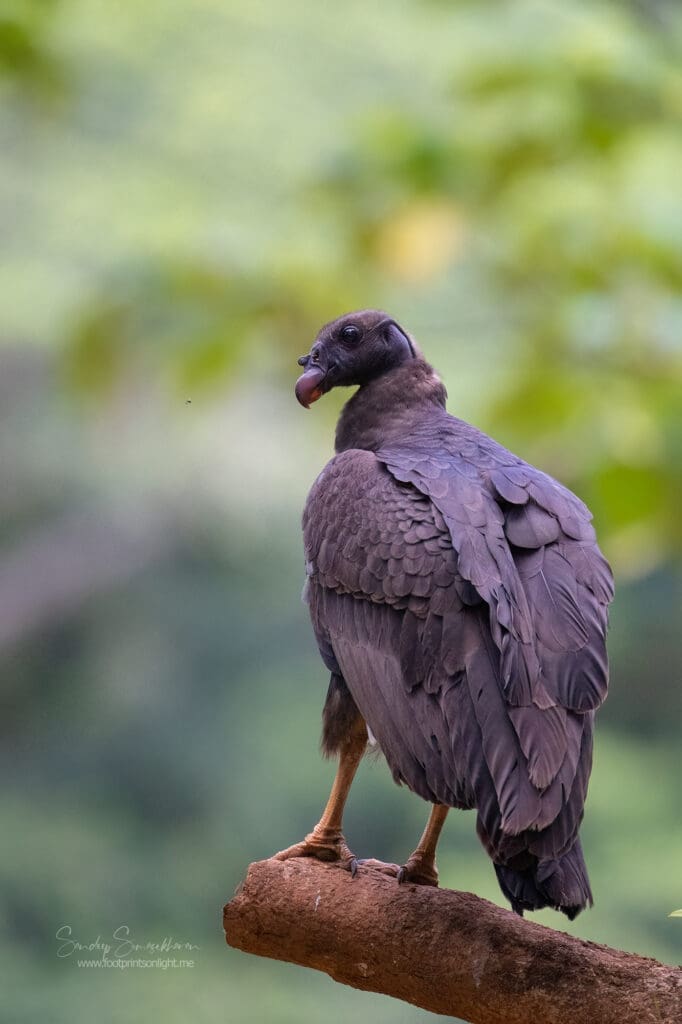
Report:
335,359,448,453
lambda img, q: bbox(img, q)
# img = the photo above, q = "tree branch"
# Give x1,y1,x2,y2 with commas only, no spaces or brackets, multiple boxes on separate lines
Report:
223,858,681,1024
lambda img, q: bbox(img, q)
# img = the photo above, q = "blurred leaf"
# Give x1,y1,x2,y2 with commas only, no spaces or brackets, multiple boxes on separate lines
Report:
0,0,68,100
372,199,466,283
66,302,127,394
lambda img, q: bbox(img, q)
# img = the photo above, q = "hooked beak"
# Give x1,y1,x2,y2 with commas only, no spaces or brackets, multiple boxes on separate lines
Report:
295,353,327,409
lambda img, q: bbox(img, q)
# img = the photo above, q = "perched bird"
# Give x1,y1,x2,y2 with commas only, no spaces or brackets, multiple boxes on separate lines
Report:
277,309,613,919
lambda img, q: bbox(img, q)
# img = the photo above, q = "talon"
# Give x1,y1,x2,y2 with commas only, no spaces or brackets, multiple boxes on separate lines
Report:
349,857,401,878
273,830,357,871
396,857,439,887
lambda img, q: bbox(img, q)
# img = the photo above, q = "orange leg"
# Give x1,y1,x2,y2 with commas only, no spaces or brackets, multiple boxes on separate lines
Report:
274,719,366,868
351,803,449,886
398,803,449,886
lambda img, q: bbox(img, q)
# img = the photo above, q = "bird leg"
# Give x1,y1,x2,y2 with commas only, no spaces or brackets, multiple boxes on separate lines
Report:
274,719,366,870
397,803,448,886
353,803,448,886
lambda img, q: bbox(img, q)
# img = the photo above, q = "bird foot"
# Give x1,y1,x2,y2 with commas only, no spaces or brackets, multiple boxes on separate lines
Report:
397,855,439,887
350,857,402,878
274,827,356,870
350,856,438,887
274,833,438,888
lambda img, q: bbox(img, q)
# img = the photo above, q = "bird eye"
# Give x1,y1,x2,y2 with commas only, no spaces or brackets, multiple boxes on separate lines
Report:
340,324,361,343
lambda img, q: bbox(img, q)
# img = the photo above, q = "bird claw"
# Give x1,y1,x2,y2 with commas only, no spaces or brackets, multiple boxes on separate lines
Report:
274,830,356,871
274,839,438,887
397,858,439,887
349,857,402,879
346,856,438,886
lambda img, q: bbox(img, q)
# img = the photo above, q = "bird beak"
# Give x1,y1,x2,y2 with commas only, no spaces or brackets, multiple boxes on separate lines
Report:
295,365,326,408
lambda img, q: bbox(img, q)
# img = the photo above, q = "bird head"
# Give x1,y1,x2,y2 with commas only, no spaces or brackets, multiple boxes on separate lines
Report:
295,309,417,408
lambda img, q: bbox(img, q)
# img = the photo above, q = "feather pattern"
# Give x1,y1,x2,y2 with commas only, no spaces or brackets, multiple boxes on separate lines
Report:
302,355,613,917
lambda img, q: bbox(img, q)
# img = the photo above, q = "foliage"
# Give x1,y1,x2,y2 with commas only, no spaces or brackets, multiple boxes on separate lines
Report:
1,2,681,1022
0,0,67,99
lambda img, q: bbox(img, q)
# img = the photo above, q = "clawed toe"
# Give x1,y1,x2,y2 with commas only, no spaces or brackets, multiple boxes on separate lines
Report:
350,857,401,879
397,859,439,887
274,830,356,870
349,856,439,886
274,836,438,888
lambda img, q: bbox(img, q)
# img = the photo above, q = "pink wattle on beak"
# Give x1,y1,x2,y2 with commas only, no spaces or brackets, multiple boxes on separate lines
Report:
295,366,326,408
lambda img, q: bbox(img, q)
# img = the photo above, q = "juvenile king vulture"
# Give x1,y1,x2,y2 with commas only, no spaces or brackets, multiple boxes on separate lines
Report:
276,309,613,919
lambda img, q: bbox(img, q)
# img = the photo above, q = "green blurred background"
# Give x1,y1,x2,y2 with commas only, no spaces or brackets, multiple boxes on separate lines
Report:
2,1,681,1021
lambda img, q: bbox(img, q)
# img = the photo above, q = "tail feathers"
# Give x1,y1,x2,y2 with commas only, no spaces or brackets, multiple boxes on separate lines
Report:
495,839,593,920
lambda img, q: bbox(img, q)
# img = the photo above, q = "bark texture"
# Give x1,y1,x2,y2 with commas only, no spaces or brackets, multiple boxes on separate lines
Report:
223,858,681,1024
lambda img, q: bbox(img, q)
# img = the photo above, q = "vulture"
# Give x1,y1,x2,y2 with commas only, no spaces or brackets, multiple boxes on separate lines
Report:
276,309,613,919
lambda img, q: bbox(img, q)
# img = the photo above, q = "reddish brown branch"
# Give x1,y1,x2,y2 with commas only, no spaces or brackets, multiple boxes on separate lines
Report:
223,858,681,1024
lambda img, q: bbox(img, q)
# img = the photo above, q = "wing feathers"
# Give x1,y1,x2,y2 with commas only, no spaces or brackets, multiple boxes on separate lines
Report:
505,503,560,548
304,436,612,876
508,705,567,790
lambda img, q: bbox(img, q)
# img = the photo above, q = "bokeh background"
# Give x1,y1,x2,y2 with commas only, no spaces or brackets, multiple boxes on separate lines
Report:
2,1,681,1021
